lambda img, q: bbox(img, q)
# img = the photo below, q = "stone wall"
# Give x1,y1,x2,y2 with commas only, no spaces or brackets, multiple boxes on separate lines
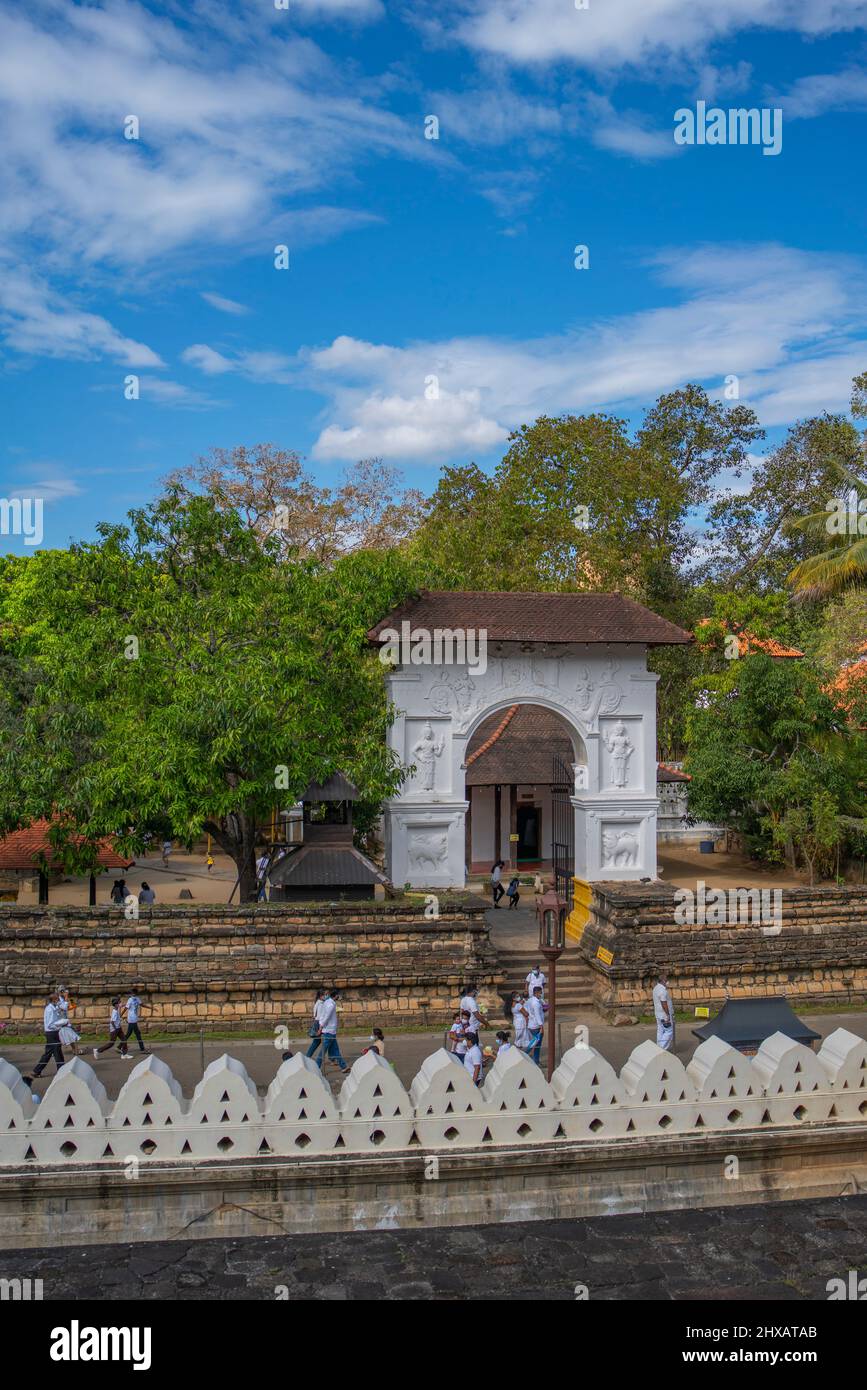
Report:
1,1029,866,1245
578,882,867,1020
0,898,500,1034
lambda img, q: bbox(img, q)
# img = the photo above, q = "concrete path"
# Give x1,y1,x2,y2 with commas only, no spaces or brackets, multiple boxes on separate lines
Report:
4,1194,865,1300
7,1008,867,1100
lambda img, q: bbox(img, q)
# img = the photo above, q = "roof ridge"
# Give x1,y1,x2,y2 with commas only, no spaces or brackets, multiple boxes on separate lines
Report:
465,705,519,766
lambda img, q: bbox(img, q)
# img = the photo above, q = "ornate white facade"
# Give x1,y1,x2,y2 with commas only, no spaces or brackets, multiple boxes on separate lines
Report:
383,643,660,887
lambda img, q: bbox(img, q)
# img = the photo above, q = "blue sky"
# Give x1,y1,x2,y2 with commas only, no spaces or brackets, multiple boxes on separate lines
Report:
1,0,867,551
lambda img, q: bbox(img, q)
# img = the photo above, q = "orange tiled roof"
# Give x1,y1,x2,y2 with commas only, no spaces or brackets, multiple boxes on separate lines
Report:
0,819,133,871
696,620,804,659
465,705,519,767
827,646,867,715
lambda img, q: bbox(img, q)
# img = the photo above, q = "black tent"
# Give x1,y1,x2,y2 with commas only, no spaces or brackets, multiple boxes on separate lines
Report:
692,996,821,1055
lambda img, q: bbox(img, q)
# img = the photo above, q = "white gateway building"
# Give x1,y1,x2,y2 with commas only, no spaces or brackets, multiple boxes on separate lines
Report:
367,590,692,892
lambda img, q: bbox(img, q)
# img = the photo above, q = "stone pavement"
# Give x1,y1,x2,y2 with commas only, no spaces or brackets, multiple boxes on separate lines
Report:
4,1195,867,1300
7,1008,867,1099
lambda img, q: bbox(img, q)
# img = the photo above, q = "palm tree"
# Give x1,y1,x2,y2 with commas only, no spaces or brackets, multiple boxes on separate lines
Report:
787,458,867,598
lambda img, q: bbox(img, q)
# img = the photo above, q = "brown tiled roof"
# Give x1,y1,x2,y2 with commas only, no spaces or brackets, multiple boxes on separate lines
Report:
657,762,691,782
0,819,133,871
465,707,693,785
466,706,577,785
368,591,693,646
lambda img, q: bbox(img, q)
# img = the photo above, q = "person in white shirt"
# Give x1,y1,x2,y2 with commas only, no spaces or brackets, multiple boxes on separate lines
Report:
460,987,489,1037
314,989,349,1074
525,965,546,998
526,987,546,1065
490,861,505,908
25,993,66,1080
124,988,146,1053
653,971,674,1051
305,989,327,1059
93,996,130,1059
510,992,530,1050
495,1030,512,1055
256,852,270,902
463,1032,484,1085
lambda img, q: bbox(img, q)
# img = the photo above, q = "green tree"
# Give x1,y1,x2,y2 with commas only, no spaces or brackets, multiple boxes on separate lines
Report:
0,488,420,900
684,653,866,871
707,413,861,591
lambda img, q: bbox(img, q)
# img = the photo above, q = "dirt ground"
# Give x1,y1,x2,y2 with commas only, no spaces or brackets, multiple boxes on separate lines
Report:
8,840,853,907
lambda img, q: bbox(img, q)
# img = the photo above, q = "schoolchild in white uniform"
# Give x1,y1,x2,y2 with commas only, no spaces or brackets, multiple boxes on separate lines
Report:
526,987,546,1066
57,987,81,1055
93,997,130,1058
510,992,530,1051
463,1032,484,1085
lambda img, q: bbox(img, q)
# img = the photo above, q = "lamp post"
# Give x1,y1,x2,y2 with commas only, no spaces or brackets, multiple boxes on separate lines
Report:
536,886,567,1081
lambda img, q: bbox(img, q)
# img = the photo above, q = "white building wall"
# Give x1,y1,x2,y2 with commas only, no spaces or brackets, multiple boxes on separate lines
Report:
385,642,660,887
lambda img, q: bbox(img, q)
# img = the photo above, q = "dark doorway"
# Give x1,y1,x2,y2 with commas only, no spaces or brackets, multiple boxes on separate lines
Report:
516,804,541,861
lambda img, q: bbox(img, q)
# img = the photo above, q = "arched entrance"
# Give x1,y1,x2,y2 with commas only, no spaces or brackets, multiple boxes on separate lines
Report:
367,590,692,888
463,704,587,891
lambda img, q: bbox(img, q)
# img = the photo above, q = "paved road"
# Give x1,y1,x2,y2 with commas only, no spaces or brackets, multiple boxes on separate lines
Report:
6,1009,867,1099
4,1195,866,1300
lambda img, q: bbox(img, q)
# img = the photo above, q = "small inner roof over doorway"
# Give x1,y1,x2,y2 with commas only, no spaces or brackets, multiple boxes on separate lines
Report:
466,706,576,785
368,590,693,646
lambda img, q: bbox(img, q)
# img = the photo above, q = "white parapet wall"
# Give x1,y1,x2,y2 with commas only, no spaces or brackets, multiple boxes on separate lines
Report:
2,1028,867,1167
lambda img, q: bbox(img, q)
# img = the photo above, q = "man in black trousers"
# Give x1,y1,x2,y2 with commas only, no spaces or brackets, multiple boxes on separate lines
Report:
22,992,66,1084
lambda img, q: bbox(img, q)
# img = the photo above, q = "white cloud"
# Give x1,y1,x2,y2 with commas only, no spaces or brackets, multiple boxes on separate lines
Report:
181,344,235,376
200,292,251,316
8,477,82,502
314,388,508,460
0,0,419,272
262,244,866,460
0,263,163,367
774,64,867,117
136,378,220,409
452,0,867,69
181,344,295,383
582,95,679,159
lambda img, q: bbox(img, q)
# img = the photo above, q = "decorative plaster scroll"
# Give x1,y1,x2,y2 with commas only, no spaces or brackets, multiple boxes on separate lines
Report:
429,654,618,736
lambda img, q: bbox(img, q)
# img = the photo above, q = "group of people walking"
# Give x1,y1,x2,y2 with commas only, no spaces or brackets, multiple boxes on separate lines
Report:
489,861,524,909
448,969,549,1083
23,988,147,1086
303,988,388,1074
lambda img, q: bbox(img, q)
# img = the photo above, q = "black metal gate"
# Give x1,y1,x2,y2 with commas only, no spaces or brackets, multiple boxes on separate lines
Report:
551,752,574,909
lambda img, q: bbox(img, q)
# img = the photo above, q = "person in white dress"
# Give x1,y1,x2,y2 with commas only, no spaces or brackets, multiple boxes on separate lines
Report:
510,992,530,1051
56,987,81,1055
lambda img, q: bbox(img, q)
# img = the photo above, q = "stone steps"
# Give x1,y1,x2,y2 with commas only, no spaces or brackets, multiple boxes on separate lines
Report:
496,947,595,1008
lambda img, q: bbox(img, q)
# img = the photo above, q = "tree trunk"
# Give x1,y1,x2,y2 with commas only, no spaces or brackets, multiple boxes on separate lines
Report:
204,812,259,902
